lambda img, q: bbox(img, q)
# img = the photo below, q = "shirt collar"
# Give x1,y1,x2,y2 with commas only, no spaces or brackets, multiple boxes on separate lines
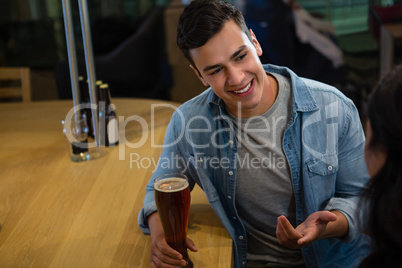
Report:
263,64,319,113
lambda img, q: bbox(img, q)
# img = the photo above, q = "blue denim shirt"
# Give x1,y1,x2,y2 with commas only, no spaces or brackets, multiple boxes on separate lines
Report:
138,64,371,267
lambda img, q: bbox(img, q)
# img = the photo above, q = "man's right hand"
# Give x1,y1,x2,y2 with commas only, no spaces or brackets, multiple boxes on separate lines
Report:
148,213,198,268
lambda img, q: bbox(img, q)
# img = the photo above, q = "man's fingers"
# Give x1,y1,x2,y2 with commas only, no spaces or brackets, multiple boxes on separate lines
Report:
150,238,186,267
151,256,186,268
152,250,187,268
276,219,285,242
158,242,182,259
278,216,303,239
186,238,198,252
297,231,316,246
276,216,304,249
295,211,337,246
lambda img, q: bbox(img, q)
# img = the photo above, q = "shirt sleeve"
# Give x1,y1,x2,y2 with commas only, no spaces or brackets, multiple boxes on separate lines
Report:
324,99,369,242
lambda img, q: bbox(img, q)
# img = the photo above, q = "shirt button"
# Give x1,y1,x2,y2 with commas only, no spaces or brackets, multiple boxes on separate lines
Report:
242,262,246,266
228,171,234,175
328,165,333,171
239,235,244,240
233,216,237,220
229,140,234,145
227,195,232,199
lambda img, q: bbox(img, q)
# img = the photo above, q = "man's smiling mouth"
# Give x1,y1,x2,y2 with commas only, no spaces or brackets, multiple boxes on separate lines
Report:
234,81,252,94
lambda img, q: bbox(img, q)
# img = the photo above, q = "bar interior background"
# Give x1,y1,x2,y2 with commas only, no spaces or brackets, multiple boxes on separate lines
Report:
0,0,401,114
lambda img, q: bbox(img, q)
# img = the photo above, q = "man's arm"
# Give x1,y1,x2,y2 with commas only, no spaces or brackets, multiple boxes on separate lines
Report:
324,99,369,242
277,97,366,249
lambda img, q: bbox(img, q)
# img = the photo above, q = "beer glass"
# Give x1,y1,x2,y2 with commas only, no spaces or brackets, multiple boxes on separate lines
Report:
154,173,193,268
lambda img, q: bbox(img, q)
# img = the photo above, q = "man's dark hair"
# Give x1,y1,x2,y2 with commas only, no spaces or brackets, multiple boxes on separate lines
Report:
176,0,252,75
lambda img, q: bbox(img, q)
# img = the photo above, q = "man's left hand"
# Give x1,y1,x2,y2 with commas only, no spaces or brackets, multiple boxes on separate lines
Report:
276,211,338,249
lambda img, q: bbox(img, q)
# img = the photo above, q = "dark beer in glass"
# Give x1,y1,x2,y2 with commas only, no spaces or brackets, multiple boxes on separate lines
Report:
154,173,193,268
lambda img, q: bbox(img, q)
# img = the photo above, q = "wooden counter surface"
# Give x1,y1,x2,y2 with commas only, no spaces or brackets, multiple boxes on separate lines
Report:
0,99,232,267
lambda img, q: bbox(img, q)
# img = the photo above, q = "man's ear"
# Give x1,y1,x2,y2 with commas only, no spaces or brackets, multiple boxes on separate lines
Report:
190,64,209,87
249,29,263,56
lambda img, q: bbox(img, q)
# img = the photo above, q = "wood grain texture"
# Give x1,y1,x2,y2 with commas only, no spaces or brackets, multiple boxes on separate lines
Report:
0,99,232,267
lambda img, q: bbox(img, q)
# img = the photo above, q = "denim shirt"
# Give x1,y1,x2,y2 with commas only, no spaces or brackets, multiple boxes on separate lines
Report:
138,64,371,267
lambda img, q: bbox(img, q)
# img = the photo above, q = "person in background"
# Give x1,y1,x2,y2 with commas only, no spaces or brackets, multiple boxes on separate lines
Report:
359,65,402,267
234,0,344,87
233,0,296,70
138,1,371,267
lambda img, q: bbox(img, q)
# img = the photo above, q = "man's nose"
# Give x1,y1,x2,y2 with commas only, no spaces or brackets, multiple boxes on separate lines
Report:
226,66,245,86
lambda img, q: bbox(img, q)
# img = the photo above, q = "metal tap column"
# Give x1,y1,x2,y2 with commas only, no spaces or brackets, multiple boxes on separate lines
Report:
61,0,101,146
61,0,80,118
78,0,100,146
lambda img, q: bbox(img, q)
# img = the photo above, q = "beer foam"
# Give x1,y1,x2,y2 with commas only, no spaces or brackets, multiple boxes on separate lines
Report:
155,177,189,192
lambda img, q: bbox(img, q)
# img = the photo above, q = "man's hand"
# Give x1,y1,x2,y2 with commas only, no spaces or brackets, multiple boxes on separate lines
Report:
276,211,343,249
148,213,198,268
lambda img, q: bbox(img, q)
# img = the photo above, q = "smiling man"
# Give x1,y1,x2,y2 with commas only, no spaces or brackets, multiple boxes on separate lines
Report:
188,19,276,118
138,1,371,267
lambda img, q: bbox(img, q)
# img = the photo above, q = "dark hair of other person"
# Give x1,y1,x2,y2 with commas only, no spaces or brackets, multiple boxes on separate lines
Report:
359,64,402,267
176,0,252,76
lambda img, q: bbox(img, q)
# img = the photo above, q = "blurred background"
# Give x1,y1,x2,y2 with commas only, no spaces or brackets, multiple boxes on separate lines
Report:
0,0,401,113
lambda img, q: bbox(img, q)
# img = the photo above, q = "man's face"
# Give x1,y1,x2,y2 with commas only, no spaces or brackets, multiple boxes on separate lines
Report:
189,19,274,118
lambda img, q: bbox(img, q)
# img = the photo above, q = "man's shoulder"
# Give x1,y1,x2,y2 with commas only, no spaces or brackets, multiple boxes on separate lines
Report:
299,77,353,107
300,77,339,95
263,64,354,109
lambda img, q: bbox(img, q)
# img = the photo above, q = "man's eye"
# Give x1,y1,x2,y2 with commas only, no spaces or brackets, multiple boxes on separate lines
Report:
236,53,247,61
211,67,222,75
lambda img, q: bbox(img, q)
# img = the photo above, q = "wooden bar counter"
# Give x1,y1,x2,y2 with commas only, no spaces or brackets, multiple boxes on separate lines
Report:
0,99,232,267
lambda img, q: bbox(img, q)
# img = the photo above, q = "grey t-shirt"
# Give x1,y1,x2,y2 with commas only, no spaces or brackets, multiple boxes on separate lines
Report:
228,72,305,266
